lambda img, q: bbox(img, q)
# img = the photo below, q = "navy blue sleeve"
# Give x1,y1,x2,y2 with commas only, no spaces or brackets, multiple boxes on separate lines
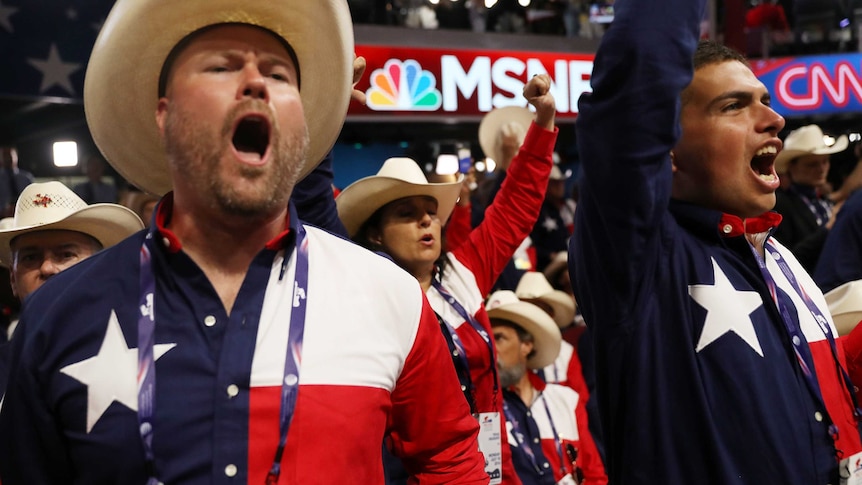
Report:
291,151,348,238
814,189,862,292
569,0,705,331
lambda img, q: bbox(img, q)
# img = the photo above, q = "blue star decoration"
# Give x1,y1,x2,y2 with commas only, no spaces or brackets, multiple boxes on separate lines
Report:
0,0,114,100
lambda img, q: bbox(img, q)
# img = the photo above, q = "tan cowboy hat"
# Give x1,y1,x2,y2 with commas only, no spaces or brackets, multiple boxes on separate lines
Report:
775,124,848,174
543,251,569,285
336,157,464,238
84,0,354,196
824,280,862,337
478,106,535,166
486,290,562,369
0,181,144,266
515,271,576,328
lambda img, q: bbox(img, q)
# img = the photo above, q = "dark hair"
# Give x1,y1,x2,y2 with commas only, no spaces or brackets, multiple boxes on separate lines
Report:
693,40,749,71
157,23,301,98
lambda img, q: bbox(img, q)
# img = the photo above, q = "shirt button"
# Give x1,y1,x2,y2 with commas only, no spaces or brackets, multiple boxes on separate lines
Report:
204,315,217,327
526,412,531,417
533,437,539,443
792,335,801,346
722,224,733,234
161,237,171,248
542,462,550,469
460,385,467,391
227,384,239,398
815,411,823,422
453,350,459,357
225,464,237,477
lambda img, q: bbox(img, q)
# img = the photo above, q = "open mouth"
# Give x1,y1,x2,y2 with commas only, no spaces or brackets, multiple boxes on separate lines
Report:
751,145,778,181
420,234,434,243
232,115,271,159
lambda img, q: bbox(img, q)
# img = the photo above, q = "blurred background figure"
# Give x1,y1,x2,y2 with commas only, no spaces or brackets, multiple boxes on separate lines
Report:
0,146,34,219
73,154,118,204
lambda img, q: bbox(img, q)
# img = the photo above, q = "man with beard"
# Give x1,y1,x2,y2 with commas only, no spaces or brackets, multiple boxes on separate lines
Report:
489,291,606,485
0,1,487,483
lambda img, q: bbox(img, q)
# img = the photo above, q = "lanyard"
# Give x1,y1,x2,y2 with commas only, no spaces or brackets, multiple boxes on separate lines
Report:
431,281,499,397
750,241,862,443
136,226,309,484
539,394,569,477
790,186,832,227
503,399,545,476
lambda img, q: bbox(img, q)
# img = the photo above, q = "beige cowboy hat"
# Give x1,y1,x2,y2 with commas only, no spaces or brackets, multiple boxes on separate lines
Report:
478,106,535,166
775,124,848,174
824,280,862,337
486,290,562,369
336,157,464,238
515,271,576,328
83,0,354,196
0,181,144,266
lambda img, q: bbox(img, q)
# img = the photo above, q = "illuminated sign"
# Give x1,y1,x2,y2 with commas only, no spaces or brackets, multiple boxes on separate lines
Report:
351,45,595,120
753,53,862,116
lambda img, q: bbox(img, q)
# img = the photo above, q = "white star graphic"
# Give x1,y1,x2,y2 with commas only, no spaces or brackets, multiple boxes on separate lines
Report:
690,258,764,356
541,216,559,232
0,1,17,33
60,310,175,433
27,44,82,94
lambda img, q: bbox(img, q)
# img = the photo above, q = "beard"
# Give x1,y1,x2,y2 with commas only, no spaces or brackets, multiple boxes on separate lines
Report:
163,99,309,219
498,359,527,388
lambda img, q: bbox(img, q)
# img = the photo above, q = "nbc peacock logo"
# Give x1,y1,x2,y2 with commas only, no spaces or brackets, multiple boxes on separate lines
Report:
365,59,442,111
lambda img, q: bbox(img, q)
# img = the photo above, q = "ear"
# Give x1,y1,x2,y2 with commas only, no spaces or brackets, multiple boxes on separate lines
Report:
520,340,534,360
9,270,18,299
366,226,383,247
670,151,679,173
155,98,169,136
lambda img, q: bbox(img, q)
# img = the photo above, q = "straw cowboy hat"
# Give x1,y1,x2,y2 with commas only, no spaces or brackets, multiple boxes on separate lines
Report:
515,271,576,328
775,124,848,174
0,181,144,266
486,290,562,369
336,157,464,238
478,106,535,166
84,0,354,196
824,280,862,337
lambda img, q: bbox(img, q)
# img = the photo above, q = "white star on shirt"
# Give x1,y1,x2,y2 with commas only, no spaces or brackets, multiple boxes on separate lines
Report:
690,258,764,356
0,2,17,33
541,216,559,232
27,44,81,94
60,310,175,433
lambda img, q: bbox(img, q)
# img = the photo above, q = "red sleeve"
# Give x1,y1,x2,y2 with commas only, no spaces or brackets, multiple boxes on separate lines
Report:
387,293,489,484
842,325,862,404
574,393,608,485
445,204,472,252
451,124,558,295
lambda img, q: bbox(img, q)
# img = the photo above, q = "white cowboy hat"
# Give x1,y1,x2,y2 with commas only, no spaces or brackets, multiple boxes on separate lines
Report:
486,290,562,370
83,0,354,196
824,280,862,337
478,106,535,166
775,124,848,174
543,251,569,285
0,181,144,266
515,271,576,328
336,157,464,238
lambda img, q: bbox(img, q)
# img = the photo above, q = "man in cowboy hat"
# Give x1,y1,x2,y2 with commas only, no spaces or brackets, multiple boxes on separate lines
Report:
488,290,606,485
772,124,850,271
0,1,487,483
570,0,862,481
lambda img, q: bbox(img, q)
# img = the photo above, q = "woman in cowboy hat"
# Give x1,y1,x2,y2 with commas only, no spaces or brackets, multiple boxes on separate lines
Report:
337,74,558,484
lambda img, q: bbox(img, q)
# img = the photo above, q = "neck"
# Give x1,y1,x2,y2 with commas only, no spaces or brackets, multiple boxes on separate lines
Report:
514,371,535,405
412,261,437,292
169,196,288,314
745,226,768,259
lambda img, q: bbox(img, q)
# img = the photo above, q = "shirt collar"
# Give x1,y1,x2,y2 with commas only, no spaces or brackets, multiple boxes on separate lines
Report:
669,199,782,239
152,192,295,254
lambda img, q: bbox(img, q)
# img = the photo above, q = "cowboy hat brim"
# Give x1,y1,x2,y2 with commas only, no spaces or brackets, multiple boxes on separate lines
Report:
0,204,144,267
824,279,862,337
336,175,463,238
488,302,561,370
84,0,354,196
478,106,535,165
774,135,849,173
525,291,576,328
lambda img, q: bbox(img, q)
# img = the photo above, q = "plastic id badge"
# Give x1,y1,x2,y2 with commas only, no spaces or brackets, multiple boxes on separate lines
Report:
477,412,503,484
841,451,862,485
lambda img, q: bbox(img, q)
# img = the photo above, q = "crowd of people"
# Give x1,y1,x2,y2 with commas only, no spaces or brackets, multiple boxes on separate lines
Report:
3,0,862,483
